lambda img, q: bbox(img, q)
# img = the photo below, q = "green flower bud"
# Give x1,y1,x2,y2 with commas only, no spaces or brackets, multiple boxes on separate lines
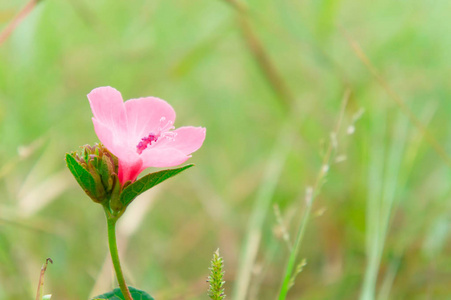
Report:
66,143,120,205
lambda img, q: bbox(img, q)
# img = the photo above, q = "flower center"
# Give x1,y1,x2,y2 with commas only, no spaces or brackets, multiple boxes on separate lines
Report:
136,133,158,154
135,117,177,155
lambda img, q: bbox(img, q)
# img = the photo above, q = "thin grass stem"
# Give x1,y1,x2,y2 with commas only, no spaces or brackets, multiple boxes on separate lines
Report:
0,0,41,45
277,90,350,300
340,27,451,169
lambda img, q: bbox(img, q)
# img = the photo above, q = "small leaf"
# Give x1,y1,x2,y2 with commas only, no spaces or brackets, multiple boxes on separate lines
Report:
92,286,154,300
120,164,194,207
65,153,97,198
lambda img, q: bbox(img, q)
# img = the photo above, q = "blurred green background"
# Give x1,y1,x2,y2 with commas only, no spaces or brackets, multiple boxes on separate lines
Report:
1,0,451,299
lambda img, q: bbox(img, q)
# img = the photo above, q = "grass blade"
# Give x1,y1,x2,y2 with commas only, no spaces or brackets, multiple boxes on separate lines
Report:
232,122,293,300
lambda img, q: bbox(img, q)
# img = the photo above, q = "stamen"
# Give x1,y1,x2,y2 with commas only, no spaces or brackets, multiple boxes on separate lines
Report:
136,133,158,154
136,117,177,154
160,131,177,141
158,117,174,132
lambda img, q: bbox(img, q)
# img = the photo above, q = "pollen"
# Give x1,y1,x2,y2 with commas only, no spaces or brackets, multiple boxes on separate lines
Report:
136,133,158,154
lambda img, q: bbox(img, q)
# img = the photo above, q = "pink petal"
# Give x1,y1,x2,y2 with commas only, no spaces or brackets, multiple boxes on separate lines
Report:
88,87,128,139
140,147,190,168
124,97,176,145
93,117,143,183
156,126,206,155
92,118,137,161
118,158,143,184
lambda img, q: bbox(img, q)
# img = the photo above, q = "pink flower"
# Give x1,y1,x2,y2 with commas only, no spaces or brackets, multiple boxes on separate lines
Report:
88,86,206,184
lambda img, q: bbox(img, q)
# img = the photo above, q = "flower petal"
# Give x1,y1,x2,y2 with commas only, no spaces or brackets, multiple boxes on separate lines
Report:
92,118,138,162
118,158,143,184
88,86,128,139
156,126,206,155
93,118,143,183
140,148,190,168
124,97,176,145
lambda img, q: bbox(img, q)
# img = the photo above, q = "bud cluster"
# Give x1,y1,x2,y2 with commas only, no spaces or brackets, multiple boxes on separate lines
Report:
68,143,122,207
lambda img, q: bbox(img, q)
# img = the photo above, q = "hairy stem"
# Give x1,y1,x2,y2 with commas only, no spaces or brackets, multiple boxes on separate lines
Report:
106,216,133,300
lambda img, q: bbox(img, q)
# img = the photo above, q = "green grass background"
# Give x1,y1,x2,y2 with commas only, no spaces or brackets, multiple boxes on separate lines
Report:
1,0,451,299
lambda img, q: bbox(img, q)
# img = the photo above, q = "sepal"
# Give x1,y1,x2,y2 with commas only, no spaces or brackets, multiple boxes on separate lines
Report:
65,153,101,202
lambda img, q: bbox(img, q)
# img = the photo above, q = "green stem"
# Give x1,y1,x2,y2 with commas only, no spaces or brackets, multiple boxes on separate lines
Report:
106,216,133,300
277,91,350,300
278,198,313,299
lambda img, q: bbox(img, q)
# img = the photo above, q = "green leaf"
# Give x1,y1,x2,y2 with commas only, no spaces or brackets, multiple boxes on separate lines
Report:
65,153,97,198
92,286,154,300
120,164,194,207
